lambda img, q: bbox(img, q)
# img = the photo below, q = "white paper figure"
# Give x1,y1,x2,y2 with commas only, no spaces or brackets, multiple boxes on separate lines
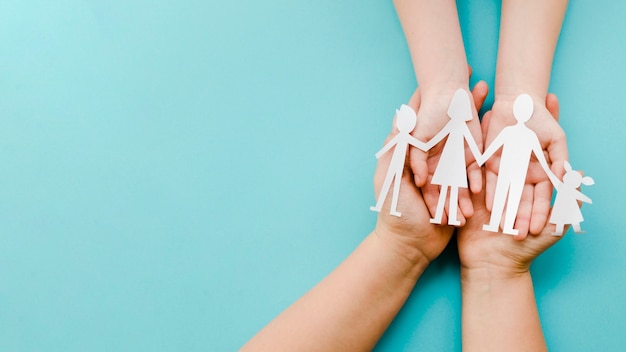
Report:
549,161,594,236
477,93,559,235
422,89,482,226
371,105,427,217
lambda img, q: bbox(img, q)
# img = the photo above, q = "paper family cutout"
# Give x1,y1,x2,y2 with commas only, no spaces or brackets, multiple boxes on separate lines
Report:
371,90,594,236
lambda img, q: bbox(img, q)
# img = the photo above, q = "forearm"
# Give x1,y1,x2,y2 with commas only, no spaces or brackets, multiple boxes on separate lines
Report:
242,231,429,351
495,0,568,100
461,268,547,352
393,0,469,96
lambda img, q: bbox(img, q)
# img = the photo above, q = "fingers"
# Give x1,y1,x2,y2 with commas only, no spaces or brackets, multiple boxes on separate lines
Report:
481,110,492,137
467,161,483,194
467,81,488,195
422,183,443,222
409,148,429,187
546,94,568,180
408,89,422,111
513,184,534,241
407,89,429,187
530,180,553,235
471,81,489,112
459,188,474,220
546,93,559,121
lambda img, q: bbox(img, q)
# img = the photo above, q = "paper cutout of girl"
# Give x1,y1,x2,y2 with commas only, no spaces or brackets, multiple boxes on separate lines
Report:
550,161,594,236
423,89,482,226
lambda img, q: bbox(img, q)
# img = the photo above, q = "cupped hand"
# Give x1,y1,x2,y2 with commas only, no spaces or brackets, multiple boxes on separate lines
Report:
458,94,565,275
407,82,488,227
482,93,568,239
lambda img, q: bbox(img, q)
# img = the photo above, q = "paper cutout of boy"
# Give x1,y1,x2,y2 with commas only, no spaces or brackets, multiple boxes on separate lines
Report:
371,105,428,217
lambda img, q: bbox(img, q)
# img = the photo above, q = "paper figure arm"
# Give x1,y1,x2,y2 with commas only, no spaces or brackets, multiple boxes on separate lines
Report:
423,123,451,151
574,190,592,204
463,125,482,163
375,135,399,159
531,140,560,187
477,131,505,166
407,135,428,151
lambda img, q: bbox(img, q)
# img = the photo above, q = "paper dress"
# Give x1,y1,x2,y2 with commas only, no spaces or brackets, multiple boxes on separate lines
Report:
424,89,482,226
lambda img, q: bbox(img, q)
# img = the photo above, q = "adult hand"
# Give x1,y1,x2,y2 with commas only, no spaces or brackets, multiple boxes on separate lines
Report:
458,93,564,275
373,81,488,263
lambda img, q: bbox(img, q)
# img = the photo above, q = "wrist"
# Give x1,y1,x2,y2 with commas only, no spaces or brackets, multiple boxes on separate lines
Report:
461,264,531,287
490,91,545,123
371,227,430,280
418,80,470,103
494,86,546,105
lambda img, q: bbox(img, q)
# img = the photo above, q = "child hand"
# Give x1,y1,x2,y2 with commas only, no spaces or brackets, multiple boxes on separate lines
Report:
372,90,454,264
482,93,567,239
458,94,565,276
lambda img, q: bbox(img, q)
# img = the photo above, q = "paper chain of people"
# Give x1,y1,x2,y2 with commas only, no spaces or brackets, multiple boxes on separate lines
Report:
370,90,594,236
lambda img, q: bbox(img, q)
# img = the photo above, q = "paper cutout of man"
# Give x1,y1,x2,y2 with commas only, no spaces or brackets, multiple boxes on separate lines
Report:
478,94,558,235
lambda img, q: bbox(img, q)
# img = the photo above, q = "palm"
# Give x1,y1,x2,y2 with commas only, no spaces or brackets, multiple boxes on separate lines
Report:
459,93,566,272
373,126,453,262
457,187,562,273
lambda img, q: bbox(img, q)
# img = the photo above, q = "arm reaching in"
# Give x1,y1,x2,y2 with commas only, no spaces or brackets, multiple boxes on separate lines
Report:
458,94,565,352
394,0,483,224
484,0,569,237
241,89,455,351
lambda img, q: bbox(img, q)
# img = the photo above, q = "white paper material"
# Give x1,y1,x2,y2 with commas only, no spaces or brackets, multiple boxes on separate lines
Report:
423,89,482,226
549,161,594,236
478,94,559,235
371,105,427,217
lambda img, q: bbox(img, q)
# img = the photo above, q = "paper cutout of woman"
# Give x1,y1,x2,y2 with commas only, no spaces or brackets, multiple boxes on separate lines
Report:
422,89,482,226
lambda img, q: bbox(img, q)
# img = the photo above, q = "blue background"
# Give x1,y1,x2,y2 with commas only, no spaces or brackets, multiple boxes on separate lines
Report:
1,0,624,351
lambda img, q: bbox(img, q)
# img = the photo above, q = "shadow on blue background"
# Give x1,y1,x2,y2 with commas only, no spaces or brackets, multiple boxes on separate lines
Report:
0,1,624,351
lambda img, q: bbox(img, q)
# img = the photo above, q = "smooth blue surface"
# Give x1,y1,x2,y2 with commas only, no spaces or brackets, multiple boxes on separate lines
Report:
0,1,624,351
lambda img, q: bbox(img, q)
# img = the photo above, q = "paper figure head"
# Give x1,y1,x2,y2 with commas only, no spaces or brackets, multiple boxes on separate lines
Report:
513,94,534,123
563,161,595,187
395,104,417,133
447,89,472,121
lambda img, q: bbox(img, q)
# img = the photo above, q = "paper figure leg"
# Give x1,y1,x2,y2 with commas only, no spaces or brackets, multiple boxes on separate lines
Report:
447,187,461,226
370,169,395,213
430,186,448,224
502,181,524,236
483,178,510,233
552,223,565,236
572,223,584,233
389,169,403,217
